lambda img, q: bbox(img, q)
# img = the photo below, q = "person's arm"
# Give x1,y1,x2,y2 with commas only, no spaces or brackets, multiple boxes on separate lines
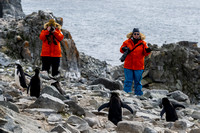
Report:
98,103,109,112
120,41,128,53
53,29,64,42
39,29,50,41
143,42,151,56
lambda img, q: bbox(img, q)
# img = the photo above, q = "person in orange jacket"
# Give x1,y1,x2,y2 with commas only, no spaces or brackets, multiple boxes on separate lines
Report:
40,19,64,77
120,28,151,95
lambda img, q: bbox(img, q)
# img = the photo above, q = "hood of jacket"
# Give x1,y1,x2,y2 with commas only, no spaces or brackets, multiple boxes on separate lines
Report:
44,21,62,30
126,32,145,40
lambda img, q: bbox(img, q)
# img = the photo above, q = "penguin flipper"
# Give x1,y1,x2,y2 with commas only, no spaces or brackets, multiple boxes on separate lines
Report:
160,108,165,118
121,102,133,114
98,103,109,112
173,103,185,109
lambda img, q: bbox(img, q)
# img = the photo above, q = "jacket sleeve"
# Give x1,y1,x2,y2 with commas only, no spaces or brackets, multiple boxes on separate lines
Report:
39,30,50,41
143,41,151,56
98,103,109,112
120,41,127,53
53,29,64,42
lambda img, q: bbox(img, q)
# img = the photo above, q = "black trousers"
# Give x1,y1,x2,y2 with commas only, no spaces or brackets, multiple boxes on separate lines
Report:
41,57,60,76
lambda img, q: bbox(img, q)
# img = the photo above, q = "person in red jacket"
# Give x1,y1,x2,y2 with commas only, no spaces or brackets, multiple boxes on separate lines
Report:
120,28,151,95
40,19,64,77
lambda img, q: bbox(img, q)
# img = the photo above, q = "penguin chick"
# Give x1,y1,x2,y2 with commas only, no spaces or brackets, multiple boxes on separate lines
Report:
98,92,133,125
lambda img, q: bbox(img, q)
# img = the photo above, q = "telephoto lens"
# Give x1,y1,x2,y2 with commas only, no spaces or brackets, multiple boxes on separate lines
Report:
120,50,129,62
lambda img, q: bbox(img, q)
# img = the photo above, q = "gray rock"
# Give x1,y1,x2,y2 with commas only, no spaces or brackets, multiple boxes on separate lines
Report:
0,105,47,133
167,90,189,102
29,93,65,112
64,100,85,116
143,127,157,133
191,111,200,119
66,115,90,132
51,124,71,133
190,129,200,133
40,85,66,101
47,114,62,124
173,120,187,130
0,101,19,113
0,0,25,19
116,121,144,133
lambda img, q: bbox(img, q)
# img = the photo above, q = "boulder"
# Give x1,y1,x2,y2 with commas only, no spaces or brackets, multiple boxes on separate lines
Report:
29,93,65,112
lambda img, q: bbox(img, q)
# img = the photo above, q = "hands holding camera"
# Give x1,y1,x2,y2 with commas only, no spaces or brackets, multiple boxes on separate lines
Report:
47,26,55,33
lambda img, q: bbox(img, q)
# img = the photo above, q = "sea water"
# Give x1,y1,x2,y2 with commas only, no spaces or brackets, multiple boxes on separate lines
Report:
21,0,200,66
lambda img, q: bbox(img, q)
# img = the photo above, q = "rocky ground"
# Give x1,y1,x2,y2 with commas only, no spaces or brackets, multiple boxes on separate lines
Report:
0,52,200,133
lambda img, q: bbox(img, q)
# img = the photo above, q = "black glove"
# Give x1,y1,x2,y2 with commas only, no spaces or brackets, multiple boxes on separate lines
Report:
145,48,152,53
122,47,130,52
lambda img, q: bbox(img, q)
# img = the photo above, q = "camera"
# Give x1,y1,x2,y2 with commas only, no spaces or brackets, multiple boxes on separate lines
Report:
50,26,55,32
120,47,130,62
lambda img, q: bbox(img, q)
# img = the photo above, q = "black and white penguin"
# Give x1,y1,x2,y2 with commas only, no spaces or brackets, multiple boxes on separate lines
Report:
15,62,28,91
98,92,133,125
27,67,41,98
160,97,185,122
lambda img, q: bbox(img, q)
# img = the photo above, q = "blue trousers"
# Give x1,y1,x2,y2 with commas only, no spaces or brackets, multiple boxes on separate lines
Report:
123,68,144,96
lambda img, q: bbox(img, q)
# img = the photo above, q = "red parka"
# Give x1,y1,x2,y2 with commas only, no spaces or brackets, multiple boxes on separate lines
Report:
40,22,64,57
120,32,150,70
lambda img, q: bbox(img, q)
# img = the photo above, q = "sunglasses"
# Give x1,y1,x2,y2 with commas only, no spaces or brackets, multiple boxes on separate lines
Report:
133,33,140,35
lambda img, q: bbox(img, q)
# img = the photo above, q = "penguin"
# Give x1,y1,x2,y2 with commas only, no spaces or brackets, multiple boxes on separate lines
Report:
51,81,66,95
98,92,134,125
160,97,185,122
15,63,28,91
27,67,41,98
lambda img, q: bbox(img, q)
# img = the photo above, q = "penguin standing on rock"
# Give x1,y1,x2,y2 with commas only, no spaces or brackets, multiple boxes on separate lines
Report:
98,92,134,125
160,97,185,122
15,62,28,91
27,67,41,98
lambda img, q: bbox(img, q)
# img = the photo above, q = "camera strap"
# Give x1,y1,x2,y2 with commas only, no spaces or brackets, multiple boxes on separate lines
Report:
130,42,143,52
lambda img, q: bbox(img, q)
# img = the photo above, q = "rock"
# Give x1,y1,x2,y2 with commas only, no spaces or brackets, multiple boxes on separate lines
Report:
64,100,85,116
0,101,19,113
0,105,47,133
29,93,65,112
143,127,157,133
190,129,200,133
66,115,90,132
116,121,144,133
51,124,71,133
167,90,190,103
40,85,66,101
0,0,25,19
47,114,62,124
191,111,200,120
173,120,187,130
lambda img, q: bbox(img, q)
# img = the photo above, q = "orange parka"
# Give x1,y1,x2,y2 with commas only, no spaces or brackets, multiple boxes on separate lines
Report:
40,22,64,57
120,32,150,70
